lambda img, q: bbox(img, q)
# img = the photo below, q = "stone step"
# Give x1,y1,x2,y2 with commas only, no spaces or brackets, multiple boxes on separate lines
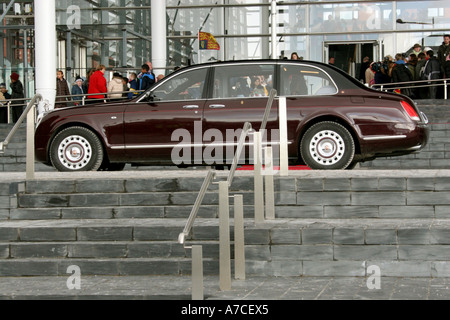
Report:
0,172,447,221
0,258,202,276
0,241,218,259
6,203,450,220
3,218,450,277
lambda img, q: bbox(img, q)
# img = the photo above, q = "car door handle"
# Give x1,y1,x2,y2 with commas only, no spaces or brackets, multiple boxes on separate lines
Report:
209,104,226,109
183,105,199,109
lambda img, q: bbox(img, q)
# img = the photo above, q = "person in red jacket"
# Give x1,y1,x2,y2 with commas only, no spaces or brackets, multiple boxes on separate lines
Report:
87,65,107,103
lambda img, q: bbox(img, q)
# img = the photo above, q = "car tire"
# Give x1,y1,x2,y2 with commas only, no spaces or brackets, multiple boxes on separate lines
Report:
300,121,355,170
49,126,104,172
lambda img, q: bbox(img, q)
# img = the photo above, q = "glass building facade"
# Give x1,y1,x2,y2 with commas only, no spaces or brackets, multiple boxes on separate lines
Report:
1,0,450,98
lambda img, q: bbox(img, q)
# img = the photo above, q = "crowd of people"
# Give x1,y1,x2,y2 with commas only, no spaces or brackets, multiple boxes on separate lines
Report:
56,61,162,107
0,61,164,123
360,34,450,99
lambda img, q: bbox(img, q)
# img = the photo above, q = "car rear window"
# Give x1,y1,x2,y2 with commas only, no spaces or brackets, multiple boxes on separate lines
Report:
212,64,275,99
280,64,337,96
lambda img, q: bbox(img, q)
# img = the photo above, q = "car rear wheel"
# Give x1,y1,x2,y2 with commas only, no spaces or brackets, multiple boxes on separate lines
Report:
50,127,104,172
300,121,355,170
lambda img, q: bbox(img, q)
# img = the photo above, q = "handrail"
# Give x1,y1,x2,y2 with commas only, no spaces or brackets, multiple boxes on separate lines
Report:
179,89,279,245
0,93,42,152
371,78,449,99
227,89,277,187
260,89,277,131
178,169,216,245
57,90,146,106
227,121,253,187
371,77,449,88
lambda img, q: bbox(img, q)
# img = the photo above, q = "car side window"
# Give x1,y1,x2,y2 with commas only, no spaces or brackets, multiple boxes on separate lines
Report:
213,64,275,99
280,64,337,96
151,68,208,101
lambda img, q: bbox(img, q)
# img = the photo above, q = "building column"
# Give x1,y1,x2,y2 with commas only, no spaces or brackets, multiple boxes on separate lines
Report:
34,0,56,114
151,0,167,77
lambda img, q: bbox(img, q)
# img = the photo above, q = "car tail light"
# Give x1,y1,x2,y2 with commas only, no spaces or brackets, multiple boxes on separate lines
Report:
401,101,420,121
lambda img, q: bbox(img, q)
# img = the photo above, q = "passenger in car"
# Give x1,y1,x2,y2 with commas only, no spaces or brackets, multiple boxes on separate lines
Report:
250,76,267,97
234,77,251,97
290,74,308,95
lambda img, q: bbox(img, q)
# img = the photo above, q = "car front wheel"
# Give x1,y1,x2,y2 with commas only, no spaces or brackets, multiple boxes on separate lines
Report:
300,121,355,170
49,127,104,172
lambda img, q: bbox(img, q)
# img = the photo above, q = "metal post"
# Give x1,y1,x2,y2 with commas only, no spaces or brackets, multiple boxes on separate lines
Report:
122,29,128,68
23,29,28,98
270,0,277,59
26,104,35,180
7,102,11,124
191,245,204,300
66,31,72,85
253,131,264,223
218,181,231,291
279,96,289,176
445,79,448,100
263,147,275,220
233,195,245,280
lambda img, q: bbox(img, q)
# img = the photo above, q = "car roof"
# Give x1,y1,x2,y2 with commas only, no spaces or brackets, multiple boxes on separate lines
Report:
169,59,365,91
176,59,333,70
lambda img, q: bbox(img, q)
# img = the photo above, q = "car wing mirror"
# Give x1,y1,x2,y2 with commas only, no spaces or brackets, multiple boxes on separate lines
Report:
143,91,156,102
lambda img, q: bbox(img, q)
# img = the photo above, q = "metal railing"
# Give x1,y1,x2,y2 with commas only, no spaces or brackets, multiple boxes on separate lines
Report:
54,90,145,107
178,89,278,245
177,89,281,299
0,90,145,124
0,94,43,179
371,78,449,99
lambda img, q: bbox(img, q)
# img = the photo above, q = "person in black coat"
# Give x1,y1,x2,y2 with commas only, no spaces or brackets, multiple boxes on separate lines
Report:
9,72,24,123
423,50,441,99
56,70,72,108
0,83,10,123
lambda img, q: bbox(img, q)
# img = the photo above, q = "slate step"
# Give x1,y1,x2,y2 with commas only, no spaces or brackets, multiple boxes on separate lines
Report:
0,241,219,259
2,218,450,277
6,203,450,220
2,218,450,243
0,258,209,276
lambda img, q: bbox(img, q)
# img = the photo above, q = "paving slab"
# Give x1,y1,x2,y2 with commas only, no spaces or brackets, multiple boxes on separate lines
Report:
0,275,449,301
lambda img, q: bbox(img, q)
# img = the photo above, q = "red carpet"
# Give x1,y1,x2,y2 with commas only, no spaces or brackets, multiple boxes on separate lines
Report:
237,165,310,171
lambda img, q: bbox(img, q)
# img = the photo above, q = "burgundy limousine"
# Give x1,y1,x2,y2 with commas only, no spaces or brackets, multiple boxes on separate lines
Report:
35,60,429,171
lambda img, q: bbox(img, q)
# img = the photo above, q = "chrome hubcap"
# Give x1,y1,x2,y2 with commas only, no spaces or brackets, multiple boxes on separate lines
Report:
309,130,345,165
58,135,92,170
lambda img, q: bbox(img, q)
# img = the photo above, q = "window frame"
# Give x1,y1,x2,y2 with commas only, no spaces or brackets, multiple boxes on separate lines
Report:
137,65,211,103
278,62,339,97
209,62,277,100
